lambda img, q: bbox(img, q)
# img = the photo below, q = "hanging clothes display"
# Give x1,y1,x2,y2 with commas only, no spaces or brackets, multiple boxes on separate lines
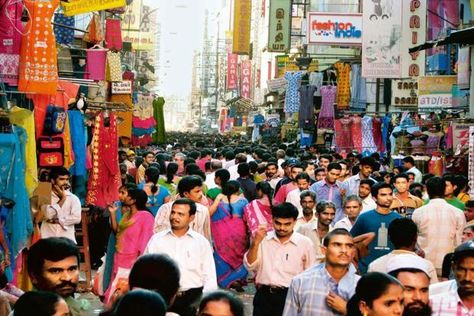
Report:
106,51,122,82
317,85,336,129
105,19,123,51
351,115,363,153
83,14,104,44
152,97,166,144
349,64,367,110
0,128,33,263
283,71,304,113
53,13,75,45
309,72,324,96
85,47,108,81
0,0,23,86
334,116,353,152
372,117,384,152
298,85,317,129
8,106,37,196
115,111,132,139
86,113,121,208
334,62,351,109
361,115,377,154
18,0,59,95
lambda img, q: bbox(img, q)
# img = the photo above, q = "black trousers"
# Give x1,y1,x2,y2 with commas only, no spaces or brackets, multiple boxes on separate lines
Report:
253,285,289,316
169,287,203,316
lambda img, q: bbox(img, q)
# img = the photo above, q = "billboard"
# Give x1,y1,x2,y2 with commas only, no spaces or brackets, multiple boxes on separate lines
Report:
307,12,362,45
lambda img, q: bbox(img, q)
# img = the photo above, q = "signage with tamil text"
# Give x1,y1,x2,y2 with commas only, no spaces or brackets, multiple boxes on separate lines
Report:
112,81,132,94
63,0,126,16
268,0,291,52
233,0,252,55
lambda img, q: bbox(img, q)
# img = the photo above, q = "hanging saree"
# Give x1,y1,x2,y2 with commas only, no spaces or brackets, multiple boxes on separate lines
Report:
86,113,121,207
242,199,273,238
0,0,23,86
211,199,248,288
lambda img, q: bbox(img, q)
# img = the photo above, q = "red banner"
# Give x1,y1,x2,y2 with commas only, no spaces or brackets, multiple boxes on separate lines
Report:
227,54,238,90
241,60,251,99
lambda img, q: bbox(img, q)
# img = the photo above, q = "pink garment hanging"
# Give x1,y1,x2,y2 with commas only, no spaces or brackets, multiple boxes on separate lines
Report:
351,116,363,153
317,86,336,129
0,0,23,86
335,117,353,152
85,48,107,81
105,19,122,50
132,116,156,129
372,117,384,152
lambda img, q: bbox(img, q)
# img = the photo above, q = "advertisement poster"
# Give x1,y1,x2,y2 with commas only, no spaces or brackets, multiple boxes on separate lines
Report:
268,0,291,52
233,0,252,55
458,46,471,88
307,12,363,45
240,60,252,98
362,0,402,78
227,54,238,90
418,75,457,109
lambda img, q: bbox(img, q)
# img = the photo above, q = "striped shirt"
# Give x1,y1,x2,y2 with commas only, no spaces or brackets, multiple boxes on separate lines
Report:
283,263,360,316
430,287,474,316
310,179,344,222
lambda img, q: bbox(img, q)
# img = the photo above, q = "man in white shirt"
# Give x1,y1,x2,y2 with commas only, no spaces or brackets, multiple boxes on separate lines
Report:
244,202,316,316
145,198,217,316
334,195,363,231
412,177,466,276
204,160,222,190
286,172,311,214
368,218,438,282
264,162,282,190
41,167,81,243
294,190,317,231
154,176,211,242
359,179,377,212
403,156,423,183
228,153,247,180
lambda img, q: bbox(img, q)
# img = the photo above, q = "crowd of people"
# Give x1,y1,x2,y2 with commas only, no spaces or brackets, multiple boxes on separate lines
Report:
6,134,474,316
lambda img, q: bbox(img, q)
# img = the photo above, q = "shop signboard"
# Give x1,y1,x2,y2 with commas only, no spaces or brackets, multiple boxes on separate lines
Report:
268,0,291,52
418,75,457,109
400,0,426,78
307,12,362,45
458,46,471,88
453,123,472,150
63,0,126,16
391,79,418,107
112,81,132,94
121,3,155,51
227,54,238,90
241,60,252,98
233,0,252,55
362,0,402,78
274,55,318,78
122,0,142,31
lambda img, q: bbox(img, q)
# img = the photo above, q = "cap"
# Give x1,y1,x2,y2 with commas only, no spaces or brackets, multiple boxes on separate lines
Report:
127,150,135,156
386,254,432,278
284,158,299,168
453,240,474,262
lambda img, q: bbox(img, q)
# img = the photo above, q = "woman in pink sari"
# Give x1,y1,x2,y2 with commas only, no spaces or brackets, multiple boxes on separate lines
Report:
209,181,249,290
243,181,274,238
104,189,154,303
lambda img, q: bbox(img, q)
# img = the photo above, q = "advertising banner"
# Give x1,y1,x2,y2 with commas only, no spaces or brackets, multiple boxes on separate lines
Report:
458,46,471,88
268,0,292,52
63,0,126,16
307,12,362,45
391,79,418,107
227,54,238,90
362,0,402,78
400,0,426,78
418,75,457,109
274,55,318,78
241,60,252,98
233,0,252,54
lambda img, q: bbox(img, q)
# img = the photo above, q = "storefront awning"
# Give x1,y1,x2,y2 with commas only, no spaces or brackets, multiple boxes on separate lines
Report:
409,27,474,53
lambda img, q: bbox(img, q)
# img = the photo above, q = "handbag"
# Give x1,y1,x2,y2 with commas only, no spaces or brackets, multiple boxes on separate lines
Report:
37,136,64,167
43,105,66,135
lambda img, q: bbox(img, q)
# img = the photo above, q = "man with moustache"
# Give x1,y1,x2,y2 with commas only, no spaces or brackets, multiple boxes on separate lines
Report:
386,255,433,316
286,173,312,215
145,198,217,316
430,241,474,315
294,190,317,231
27,237,89,316
264,162,282,190
283,229,360,316
244,203,316,316
41,167,81,242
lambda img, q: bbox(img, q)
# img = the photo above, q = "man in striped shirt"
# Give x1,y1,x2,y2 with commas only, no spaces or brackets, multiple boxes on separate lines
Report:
283,229,359,316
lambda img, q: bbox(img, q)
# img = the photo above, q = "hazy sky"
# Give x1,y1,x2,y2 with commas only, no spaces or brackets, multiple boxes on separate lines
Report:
142,0,223,96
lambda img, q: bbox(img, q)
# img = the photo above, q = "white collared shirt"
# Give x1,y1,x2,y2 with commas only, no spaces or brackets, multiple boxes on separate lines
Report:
41,191,81,243
408,166,423,183
154,201,211,242
286,188,304,215
361,195,377,213
244,231,316,287
145,228,217,292
333,216,354,231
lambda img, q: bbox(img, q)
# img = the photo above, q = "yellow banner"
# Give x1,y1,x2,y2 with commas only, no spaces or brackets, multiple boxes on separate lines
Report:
63,0,126,16
232,0,251,55
122,31,154,50
275,56,319,78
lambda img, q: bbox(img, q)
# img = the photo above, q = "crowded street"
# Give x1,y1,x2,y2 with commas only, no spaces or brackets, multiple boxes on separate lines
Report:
1,0,474,315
